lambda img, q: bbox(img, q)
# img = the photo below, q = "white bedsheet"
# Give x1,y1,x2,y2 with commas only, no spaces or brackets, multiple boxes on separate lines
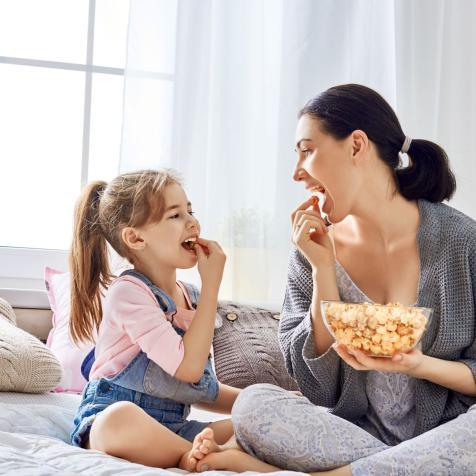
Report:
0,392,303,476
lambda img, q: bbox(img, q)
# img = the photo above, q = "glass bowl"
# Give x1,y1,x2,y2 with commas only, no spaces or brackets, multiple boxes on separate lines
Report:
320,300,432,357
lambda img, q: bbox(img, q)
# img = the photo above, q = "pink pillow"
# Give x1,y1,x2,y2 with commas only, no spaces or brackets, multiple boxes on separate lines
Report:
44,267,94,393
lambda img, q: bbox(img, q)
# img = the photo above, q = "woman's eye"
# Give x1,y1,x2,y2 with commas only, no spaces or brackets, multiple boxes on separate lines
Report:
302,149,312,157
189,211,195,216
169,213,180,219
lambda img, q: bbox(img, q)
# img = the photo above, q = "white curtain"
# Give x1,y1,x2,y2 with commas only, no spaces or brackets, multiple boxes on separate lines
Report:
120,0,476,306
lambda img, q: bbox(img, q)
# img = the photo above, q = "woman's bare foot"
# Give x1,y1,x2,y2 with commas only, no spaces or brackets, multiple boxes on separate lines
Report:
178,428,221,471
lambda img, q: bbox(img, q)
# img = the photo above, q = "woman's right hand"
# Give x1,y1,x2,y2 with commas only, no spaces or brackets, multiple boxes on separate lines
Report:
291,197,335,270
194,237,226,289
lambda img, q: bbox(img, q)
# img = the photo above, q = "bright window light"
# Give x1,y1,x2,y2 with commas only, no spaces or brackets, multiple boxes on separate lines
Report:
0,64,84,249
0,0,88,64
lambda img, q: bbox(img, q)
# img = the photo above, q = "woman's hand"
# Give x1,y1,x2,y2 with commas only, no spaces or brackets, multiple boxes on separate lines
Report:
291,197,334,270
332,343,425,375
194,237,226,290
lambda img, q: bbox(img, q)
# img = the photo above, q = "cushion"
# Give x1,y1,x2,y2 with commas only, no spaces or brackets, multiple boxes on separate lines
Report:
44,267,94,393
213,301,298,390
0,298,63,393
43,268,297,392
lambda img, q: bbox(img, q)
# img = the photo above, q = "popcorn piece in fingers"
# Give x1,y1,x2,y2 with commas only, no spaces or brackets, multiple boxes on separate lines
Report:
311,195,319,211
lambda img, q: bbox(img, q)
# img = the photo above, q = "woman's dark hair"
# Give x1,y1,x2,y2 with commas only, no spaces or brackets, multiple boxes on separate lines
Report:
299,84,456,202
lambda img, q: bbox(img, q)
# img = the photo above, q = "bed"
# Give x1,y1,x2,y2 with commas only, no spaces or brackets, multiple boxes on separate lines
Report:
0,308,303,475
0,391,304,475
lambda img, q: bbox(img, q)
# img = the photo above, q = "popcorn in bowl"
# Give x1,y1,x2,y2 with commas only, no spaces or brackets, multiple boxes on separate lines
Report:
321,301,432,357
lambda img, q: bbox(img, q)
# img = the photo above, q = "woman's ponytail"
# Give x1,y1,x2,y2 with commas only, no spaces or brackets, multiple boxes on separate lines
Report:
300,84,457,203
69,181,112,344
396,139,456,202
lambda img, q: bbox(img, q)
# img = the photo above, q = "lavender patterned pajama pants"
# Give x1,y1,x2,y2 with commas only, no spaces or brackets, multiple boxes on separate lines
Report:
231,384,476,475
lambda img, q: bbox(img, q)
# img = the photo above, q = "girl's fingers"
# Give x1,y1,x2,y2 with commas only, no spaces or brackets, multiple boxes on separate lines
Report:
196,238,226,257
196,237,212,246
205,241,225,256
193,243,206,258
197,237,223,251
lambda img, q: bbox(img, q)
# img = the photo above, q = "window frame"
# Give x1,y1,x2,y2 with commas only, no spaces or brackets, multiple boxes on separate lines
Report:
0,0,127,306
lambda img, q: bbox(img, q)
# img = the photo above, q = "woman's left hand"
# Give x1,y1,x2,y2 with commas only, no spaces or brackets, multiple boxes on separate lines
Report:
332,343,424,376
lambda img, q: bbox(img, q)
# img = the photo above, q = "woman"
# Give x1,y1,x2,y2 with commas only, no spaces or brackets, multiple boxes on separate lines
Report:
231,84,476,475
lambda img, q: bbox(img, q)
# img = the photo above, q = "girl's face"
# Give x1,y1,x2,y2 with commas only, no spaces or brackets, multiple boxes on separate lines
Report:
135,183,201,270
293,114,362,223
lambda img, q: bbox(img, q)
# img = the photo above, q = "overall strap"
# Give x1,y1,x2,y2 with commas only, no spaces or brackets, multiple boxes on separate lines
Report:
81,269,179,382
180,282,200,309
120,269,176,313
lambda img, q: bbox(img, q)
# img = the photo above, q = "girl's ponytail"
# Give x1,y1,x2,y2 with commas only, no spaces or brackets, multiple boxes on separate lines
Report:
396,139,456,202
69,181,113,344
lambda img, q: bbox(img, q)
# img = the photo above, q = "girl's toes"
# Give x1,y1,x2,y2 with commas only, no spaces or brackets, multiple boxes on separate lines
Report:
187,457,197,471
199,443,210,454
193,448,205,460
201,428,214,440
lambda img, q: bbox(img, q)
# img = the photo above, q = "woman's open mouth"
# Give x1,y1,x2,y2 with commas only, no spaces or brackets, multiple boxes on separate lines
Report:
311,186,332,220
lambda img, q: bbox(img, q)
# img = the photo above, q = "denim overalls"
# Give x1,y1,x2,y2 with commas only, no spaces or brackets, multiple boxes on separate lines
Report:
70,269,219,447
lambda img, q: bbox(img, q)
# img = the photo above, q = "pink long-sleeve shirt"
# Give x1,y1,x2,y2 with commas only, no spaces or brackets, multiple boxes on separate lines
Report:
89,275,196,380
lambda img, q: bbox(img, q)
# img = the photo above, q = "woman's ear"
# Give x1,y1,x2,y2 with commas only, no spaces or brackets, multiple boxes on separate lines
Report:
121,227,145,251
351,129,369,165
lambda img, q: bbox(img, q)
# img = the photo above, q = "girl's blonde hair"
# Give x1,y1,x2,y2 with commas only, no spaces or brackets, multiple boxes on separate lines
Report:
69,169,181,344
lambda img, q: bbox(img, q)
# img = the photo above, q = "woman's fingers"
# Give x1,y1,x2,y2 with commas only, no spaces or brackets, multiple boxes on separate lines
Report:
332,344,368,371
291,196,317,223
295,212,328,234
293,218,328,245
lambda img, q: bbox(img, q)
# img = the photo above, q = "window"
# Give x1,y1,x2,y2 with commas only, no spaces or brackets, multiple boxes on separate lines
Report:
0,0,130,302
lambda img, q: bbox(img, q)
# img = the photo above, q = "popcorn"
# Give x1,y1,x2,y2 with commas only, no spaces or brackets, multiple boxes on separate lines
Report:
322,301,431,357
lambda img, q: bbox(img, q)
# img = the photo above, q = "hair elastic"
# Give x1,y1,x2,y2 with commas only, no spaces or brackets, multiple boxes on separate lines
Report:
400,136,412,154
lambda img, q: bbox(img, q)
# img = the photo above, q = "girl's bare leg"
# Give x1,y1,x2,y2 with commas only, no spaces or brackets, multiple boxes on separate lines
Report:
89,401,197,470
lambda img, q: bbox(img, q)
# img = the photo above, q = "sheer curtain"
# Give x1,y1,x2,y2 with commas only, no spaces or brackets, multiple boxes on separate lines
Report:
120,0,475,306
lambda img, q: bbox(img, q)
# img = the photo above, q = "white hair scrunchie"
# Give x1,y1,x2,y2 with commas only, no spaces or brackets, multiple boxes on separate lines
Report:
400,136,412,154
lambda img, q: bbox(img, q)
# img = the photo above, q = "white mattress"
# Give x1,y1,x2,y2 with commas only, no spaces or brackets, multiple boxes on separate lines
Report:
0,391,302,476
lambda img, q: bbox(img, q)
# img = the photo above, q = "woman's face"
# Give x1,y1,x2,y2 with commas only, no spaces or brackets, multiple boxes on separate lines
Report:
293,114,361,223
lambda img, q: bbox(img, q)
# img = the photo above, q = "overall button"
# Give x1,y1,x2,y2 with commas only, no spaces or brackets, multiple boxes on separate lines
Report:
226,312,238,321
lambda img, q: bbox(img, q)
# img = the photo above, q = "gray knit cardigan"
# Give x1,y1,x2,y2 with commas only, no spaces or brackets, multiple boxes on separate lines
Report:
279,199,476,437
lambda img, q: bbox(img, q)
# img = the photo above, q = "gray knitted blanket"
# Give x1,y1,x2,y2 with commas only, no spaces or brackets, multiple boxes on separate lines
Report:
279,199,476,437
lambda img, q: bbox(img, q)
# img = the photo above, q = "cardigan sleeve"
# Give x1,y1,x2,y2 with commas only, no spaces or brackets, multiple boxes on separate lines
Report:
278,247,342,407
459,236,476,383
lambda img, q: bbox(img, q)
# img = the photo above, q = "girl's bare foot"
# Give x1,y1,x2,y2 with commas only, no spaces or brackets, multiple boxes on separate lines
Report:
196,448,279,473
191,428,220,461
178,428,220,471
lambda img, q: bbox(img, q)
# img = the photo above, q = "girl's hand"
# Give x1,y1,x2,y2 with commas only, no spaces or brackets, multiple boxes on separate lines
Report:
194,237,226,289
333,343,425,375
291,197,334,270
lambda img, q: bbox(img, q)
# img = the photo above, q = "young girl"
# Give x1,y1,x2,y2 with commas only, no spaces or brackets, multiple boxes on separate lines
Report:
68,169,275,471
